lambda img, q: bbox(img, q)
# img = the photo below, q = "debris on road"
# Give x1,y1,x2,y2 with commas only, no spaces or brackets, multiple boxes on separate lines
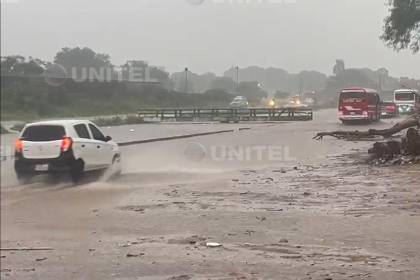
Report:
0,247,53,251
256,216,267,221
119,241,140,248
167,275,191,280
126,253,145,258
314,113,419,140
206,242,222,248
168,235,207,245
369,128,420,164
314,113,420,164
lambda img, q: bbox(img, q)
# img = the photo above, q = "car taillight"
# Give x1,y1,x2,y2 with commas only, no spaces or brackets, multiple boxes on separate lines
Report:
15,138,23,153
61,137,73,152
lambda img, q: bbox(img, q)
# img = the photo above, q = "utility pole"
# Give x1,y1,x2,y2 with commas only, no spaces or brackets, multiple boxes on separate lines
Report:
378,68,387,95
379,74,383,94
298,74,303,96
185,67,188,93
235,66,239,94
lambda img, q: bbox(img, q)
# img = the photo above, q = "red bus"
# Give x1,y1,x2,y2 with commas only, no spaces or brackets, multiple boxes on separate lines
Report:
338,87,381,124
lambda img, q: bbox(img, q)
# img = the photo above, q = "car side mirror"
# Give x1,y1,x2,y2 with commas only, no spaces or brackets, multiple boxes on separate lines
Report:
105,136,112,142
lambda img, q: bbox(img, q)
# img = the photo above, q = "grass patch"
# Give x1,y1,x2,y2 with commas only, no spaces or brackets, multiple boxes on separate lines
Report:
92,115,145,127
1,125,9,134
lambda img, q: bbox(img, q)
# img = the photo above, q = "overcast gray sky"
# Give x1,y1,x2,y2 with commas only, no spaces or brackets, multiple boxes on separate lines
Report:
1,0,419,78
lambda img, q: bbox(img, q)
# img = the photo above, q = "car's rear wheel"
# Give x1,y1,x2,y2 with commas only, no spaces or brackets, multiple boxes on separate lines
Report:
70,159,84,183
16,172,33,185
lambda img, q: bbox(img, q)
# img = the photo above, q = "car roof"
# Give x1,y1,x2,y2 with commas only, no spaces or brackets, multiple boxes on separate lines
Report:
395,89,418,93
25,119,90,127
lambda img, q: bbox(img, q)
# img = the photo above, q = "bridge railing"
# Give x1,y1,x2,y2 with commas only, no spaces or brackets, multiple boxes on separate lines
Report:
138,107,313,122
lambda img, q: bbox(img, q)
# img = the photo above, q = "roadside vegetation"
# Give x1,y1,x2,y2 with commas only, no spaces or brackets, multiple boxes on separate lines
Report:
92,115,145,127
0,124,9,134
381,0,420,53
3,50,419,122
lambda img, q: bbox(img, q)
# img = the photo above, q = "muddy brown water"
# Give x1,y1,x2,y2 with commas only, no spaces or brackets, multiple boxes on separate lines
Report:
1,109,419,279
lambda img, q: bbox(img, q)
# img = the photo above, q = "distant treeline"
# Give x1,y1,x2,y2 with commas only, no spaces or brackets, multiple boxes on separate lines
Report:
1,48,419,120
0,74,234,120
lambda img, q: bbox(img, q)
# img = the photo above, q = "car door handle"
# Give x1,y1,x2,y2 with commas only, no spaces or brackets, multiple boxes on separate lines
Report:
81,144,86,148
97,145,101,148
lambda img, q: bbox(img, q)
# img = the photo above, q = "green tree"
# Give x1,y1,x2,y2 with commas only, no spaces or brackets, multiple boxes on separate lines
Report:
54,47,113,80
333,59,345,76
381,0,420,53
209,77,235,93
121,60,173,89
1,56,45,77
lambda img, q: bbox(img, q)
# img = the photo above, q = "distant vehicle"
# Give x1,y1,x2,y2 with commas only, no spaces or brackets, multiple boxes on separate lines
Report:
380,101,398,118
394,89,420,115
14,120,121,183
302,92,317,107
229,96,249,108
338,87,381,124
268,98,278,108
288,96,308,108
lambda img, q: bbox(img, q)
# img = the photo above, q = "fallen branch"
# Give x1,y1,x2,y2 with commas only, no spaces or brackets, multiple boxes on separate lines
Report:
0,247,53,251
313,114,420,140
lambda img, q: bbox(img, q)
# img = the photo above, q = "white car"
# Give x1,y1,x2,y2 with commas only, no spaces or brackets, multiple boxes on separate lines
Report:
229,96,249,108
14,120,121,183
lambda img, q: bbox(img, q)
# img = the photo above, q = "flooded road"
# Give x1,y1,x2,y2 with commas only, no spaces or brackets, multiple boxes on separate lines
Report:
1,109,419,280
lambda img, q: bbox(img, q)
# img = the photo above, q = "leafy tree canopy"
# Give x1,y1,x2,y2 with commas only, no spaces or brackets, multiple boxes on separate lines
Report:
381,0,420,53
333,59,345,76
54,47,112,71
1,56,46,76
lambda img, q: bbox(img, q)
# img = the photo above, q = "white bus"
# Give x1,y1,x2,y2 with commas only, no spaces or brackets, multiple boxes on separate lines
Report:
394,89,420,115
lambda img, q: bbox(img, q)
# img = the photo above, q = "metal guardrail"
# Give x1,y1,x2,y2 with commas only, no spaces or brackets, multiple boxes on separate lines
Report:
138,107,313,122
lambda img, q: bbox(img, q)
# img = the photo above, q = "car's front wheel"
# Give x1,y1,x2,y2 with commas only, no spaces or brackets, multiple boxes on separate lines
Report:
112,154,122,176
105,154,122,180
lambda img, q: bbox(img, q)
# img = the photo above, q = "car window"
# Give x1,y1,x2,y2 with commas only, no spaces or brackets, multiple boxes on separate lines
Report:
88,124,106,141
22,125,65,141
74,124,91,139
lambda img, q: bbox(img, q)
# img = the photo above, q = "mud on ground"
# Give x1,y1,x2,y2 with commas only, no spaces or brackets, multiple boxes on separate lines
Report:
1,153,420,280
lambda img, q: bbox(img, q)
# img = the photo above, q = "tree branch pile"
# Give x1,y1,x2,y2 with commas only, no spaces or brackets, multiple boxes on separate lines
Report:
314,114,420,164
313,114,420,140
